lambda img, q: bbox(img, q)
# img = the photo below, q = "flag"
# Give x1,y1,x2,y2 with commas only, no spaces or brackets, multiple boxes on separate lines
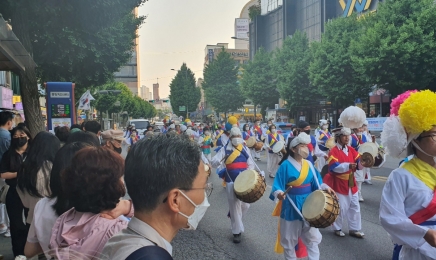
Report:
78,90,95,110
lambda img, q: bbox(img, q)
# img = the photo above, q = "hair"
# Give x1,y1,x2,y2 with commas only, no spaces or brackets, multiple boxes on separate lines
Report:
269,124,276,132
17,122,27,128
84,121,101,134
66,131,101,147
279,137,297,165
17,132,60,197
50,142,92,216
0,111,13,126
10,126,32,148
70,124,81,130
62,147,125,213
55,126,70,143
125,134,201,212
243,124,249,131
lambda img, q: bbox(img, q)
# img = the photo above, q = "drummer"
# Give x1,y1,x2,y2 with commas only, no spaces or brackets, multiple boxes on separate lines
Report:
242,123,256,159
314,120,331,173
270,132,336,260
252,120,263,161
362,120,373,185
350,125,369,202
211,126,255,244
323,126,364,238
265,124,282,178
199,127,212,161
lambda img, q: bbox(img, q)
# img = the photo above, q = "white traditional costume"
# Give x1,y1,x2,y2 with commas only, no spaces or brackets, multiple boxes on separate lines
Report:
379,90,436,260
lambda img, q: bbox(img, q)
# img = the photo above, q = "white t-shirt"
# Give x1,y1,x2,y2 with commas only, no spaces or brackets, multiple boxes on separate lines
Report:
27,197,57,259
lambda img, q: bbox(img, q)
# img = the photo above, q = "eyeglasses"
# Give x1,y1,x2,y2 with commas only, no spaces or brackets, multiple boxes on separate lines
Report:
419,135,436,142
162,182,213,203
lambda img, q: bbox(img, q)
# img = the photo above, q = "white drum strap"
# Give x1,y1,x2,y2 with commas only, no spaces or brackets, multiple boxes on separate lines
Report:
308,163,321,190
286,196,308,225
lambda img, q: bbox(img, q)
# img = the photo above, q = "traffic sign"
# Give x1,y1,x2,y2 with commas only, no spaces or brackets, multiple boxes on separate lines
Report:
179,106,186,112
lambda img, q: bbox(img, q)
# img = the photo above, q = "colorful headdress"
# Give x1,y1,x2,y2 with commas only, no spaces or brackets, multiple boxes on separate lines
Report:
228,116,238,126
338,106,366,129
290,132,311,148
381,90,436,158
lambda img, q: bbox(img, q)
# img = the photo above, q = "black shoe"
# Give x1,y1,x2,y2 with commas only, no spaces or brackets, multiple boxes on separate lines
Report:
233,233,241,243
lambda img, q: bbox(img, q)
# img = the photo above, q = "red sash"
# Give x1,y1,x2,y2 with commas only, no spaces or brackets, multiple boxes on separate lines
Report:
352,134,364,144
244,131,252,140
409,190,436,224
269,133,279,143
255,126,262,135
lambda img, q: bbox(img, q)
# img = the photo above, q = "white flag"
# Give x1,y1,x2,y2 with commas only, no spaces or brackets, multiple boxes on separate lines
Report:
78,90,95,110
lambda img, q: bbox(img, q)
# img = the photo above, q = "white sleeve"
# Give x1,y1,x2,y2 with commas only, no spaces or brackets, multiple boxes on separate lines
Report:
380,172,429,249
331,163,350,173
245,147,255,170
314,144,327,158
210,147,225,168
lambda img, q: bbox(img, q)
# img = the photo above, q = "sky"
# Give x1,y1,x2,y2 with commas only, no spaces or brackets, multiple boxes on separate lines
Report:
138,0,250,98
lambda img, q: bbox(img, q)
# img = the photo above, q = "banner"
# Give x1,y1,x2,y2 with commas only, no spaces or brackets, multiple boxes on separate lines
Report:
235,18,249,39
78,90,95,110
367,117,388,132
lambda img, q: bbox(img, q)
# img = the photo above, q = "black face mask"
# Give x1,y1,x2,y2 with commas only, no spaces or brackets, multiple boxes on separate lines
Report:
304,130,311,135
113,146,122,154
12,137,28,148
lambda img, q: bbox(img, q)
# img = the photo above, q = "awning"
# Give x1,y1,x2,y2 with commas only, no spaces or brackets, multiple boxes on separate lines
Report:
0,15,36,71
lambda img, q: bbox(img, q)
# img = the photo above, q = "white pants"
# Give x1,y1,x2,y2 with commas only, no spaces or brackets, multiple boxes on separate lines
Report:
0,203,9,227
203,153,211,161
267,153,280,177
254,150,261,159
315,156,327,173
332,189,362,231
364,167,371,181
280,218,321,260
355,169,364,199
225,183,249,234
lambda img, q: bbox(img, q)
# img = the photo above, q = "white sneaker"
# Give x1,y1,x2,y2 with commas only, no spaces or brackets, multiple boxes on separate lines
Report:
335,230,345,237
364,180,372,185
15,256,26,260
359,197,364,202
4,229,10,237
0,225,7,234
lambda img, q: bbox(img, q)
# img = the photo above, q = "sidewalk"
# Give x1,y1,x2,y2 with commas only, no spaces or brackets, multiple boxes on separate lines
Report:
0,235,13,260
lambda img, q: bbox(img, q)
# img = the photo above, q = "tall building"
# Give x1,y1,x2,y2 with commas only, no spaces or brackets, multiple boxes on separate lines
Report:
204,43,249,67
114,8,141,96
153,83,160,101
140,85,152,101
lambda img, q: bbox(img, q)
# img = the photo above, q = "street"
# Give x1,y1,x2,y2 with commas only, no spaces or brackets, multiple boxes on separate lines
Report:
171,150,399,260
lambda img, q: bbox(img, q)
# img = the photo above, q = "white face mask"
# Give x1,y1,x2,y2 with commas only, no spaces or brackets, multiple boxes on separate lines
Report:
322,125,328,130
245,127,249,131
271,129,277,134
297,147,310,158
412,140,436,164
232,137,243,146
178,191,210,230
205,131,210,136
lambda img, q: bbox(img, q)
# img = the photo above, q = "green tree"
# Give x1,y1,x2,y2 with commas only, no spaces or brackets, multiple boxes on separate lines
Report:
240,47,279,113
169,63,201,117
309,15,370,107
0,0,146,136
273,31,313,111
202,48,245,114
351,0,436,96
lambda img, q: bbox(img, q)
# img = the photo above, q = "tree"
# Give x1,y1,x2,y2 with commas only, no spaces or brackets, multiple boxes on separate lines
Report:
273,31,313,111
240,47,279,113
309,15,370,107
202,48,245,114
168,63,201,117
0,0,146,136
351,0,436,96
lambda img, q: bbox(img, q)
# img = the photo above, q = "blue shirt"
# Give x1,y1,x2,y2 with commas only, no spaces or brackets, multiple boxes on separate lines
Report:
0,128,11,161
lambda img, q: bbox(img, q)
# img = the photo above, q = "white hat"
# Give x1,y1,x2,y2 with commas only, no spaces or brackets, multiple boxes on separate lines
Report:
332,126,351,137
319,119,328,127
363,120,368,126
169,124,175,129
230,127,242,137
290,132,311,148
338,106,366,129
180,125,187,132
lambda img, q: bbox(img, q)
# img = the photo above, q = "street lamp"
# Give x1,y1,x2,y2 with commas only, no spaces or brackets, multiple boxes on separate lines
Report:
171,68,187,79
231,36,249,42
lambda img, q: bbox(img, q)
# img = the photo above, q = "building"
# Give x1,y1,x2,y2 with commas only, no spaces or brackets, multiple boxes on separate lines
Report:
140,85,152,101
204,43,249,67
249,0,381,124
153,83,160,101
234,0,257,49
114,8,141,96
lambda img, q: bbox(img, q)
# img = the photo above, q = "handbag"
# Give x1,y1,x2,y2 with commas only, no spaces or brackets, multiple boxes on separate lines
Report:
0,184,9,204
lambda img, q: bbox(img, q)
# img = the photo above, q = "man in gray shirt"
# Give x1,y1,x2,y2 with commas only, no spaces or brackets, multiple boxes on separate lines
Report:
0,111,12,160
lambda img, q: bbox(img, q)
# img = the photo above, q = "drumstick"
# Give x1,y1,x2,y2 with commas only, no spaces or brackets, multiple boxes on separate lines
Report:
283,185,293,196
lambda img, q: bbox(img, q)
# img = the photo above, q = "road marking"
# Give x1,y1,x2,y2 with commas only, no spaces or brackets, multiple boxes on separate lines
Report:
372,176,388,182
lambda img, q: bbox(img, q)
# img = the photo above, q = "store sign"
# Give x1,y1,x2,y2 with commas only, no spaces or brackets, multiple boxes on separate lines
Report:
367,117,387,132
50,92,70,98
231,52,249,58
235,18,249,39
15,102,23,110
339,0,373,17
0,87,13,109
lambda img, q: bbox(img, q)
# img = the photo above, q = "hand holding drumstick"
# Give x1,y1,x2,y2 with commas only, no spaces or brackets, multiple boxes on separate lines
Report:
277,185,293,200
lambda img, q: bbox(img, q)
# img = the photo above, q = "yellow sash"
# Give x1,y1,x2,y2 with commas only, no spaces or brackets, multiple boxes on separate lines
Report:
401,157,436,190
213,130,224,147
203,135,211,142
272,160,309,254
269,133,278,146
225,144,243,165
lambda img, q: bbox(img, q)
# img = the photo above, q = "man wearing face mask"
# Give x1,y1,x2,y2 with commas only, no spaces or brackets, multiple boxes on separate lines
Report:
198,127,212,161
103,134,210,259
211,127,255,243
251,120,263,161
265,125,282,178
298,121,323,166
271,132,336,260
349,125,368,202
314,120,332,173
380,90,436,260
101,130,124,154
323,126,364,238
242,123,256,159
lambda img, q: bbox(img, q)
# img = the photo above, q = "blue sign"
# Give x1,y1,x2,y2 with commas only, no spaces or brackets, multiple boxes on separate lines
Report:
45,82,76,131
208,49,214,63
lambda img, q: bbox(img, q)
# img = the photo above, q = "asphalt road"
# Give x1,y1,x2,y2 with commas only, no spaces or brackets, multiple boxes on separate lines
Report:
171,150,400,260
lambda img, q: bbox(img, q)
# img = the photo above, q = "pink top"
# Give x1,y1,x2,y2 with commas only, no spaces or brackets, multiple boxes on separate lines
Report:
49,205,133,260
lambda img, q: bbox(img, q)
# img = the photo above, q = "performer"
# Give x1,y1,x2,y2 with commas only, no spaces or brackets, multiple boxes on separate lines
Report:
323,126,364,238
314,120,331,173
362,120,373,185
265,125,282,178
242,123,256,159
252,120,263,161
211,126,255,243
379,90,436,260
198,127,212,161
298,121,324,166
271,132,336,260
350,126,368,202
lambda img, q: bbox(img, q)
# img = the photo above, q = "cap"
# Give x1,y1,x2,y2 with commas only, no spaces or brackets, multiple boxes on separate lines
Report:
101,129,125,141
